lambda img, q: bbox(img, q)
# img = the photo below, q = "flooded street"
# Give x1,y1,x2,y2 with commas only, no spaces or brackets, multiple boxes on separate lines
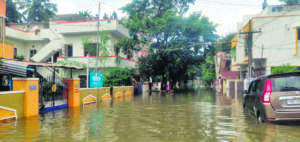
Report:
1,90,300,142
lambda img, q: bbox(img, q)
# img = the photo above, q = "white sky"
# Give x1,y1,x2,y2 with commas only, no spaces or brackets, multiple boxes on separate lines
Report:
52,0,283,36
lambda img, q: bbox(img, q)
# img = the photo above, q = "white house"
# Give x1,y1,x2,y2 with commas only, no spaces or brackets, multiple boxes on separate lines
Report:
232,5,300,78
5,14,136,86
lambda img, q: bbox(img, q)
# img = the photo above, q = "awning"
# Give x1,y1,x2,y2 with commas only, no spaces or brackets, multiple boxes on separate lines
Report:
0,60,28,77
0,59,83,77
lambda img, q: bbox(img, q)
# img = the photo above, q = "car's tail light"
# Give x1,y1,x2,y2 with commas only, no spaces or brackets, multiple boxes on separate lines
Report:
262,80,272,103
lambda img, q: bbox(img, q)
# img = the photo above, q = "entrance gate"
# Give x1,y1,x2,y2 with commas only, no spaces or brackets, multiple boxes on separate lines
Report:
39,76,69,113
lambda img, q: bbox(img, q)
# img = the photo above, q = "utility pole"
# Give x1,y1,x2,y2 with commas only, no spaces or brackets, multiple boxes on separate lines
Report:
95,1,101,73
247,20,253,78
239,20,261,78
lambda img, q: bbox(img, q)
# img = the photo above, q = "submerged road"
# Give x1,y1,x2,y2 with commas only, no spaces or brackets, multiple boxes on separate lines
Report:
1,89,300,142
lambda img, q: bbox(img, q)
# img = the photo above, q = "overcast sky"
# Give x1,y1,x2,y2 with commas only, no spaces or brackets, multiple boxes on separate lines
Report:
52,0,283,36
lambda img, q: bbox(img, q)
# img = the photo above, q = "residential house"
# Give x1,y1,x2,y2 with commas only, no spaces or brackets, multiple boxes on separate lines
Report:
232,5,300,78
4,14,134,87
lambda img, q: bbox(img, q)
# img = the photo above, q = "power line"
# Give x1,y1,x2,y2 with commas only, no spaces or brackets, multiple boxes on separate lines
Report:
198,0,260,7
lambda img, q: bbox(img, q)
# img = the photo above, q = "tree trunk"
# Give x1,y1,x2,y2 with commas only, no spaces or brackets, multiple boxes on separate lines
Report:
161,74,167,91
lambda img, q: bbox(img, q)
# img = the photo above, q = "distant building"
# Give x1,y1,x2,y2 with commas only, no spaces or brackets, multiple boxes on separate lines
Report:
215,52,239,80
232,4,300,78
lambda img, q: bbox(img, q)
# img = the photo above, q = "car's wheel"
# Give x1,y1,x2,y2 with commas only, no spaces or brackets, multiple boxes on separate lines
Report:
257,113,265,123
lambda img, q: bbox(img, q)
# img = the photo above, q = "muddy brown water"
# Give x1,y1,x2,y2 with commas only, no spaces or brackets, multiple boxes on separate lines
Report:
1,89,300,142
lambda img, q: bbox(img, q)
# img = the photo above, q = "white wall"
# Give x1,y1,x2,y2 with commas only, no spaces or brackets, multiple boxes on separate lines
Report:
252,16,300,67
63,33,116,57
6,38,48,60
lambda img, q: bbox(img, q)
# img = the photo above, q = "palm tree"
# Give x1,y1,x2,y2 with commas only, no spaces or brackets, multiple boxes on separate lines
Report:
6,0,22,23
17,0,57,22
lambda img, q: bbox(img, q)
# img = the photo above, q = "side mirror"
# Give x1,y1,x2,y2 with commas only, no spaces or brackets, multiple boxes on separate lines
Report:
243,90,248,94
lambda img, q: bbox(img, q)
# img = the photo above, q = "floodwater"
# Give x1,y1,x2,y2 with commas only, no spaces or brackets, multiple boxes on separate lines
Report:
1,89,300,142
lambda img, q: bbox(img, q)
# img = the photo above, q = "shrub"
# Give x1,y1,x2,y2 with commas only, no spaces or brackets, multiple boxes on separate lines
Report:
272,64,298,74
102,67,133,87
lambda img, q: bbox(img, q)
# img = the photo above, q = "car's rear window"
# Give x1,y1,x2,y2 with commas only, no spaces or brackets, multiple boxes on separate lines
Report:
271,76,300,92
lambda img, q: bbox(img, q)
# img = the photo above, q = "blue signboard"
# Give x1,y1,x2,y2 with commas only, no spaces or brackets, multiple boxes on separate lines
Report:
90,73,103,88
29,85,37,90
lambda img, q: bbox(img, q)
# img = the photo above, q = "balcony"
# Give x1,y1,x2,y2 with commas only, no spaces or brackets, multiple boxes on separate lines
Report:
5,26,46,41
53,19,129,38
57,56,137,69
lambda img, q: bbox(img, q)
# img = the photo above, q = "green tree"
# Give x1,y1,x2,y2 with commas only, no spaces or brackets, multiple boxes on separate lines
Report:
215,33,235,54
102,67,133,87
122,0,217,89
78,10,92,19
272,64,298,74
200,48,216,86
82,31,110,69
17,0,57,22
114,36,142,65
279,0,300,5
6,0,22,23
98,31,110,68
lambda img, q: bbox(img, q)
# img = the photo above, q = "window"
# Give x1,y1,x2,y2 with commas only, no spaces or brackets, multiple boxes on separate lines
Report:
79,75,87,88
271,76,300,92
67,45,73,57
14,48,17,56
30,50,37,58
53,52,60,63
255,80,262,94
232,46,236,61
83,43,97,56
298,28,300,40
84,49,89,56
248,81,257,95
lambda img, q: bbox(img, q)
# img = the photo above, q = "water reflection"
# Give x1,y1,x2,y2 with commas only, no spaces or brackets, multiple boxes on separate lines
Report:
1,89,300,141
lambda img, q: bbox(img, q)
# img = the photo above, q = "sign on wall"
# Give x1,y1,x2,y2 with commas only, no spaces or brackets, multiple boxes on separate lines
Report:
90,72,103,88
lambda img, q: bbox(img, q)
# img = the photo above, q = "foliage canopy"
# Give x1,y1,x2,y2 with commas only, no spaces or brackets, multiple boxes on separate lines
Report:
17,0,57,22
6,0,22,23
121,0,217,89
279,0,300,5
272,64,298,74
103,67,133,87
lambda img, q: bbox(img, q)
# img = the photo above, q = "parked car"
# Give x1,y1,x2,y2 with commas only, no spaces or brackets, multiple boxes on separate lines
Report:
243,72,300,123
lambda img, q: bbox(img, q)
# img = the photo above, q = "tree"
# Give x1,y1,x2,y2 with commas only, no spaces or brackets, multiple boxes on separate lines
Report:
272,64,298,74
6,0,22,23
122,0,216,90
200,45,216,86
17,0,57,22
82,31,110,69
78,10,92,20
262,0,268,10
82,38,96,56
215,33,235,54
114,36,142,58
279,0,300,5
102,67,133,87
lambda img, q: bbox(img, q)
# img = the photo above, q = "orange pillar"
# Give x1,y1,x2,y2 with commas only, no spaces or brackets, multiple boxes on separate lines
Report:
65,78,80,108
0,0,7,17
13,78,39,118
